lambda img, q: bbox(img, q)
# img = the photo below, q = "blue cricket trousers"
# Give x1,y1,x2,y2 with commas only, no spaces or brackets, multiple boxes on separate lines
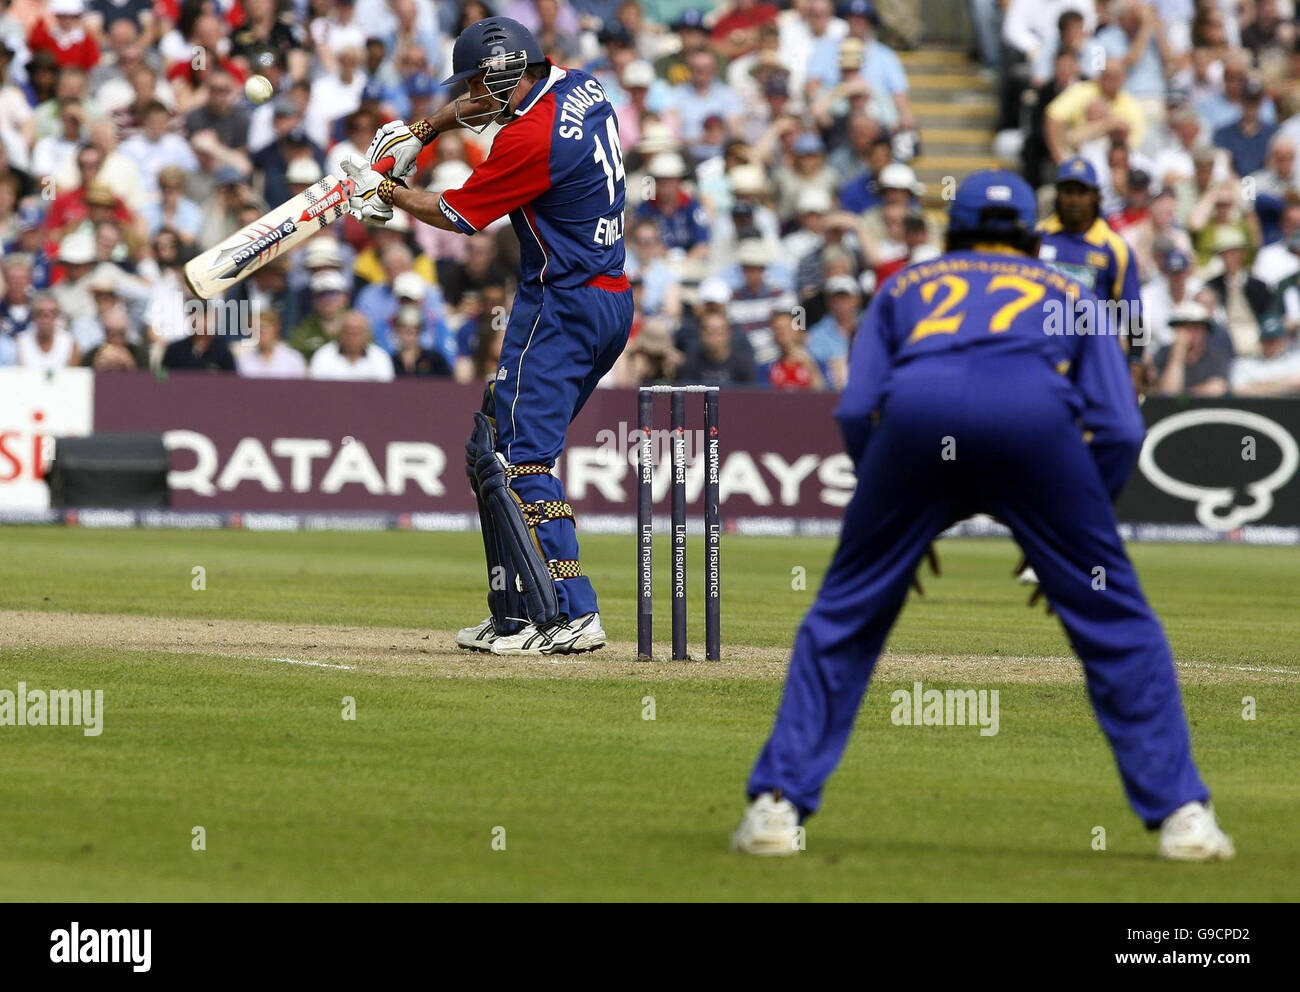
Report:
491,277,633,620
748,357,1210,828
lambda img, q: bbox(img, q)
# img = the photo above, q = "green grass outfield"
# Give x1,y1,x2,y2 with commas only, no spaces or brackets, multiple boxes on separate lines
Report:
0,527,1296,901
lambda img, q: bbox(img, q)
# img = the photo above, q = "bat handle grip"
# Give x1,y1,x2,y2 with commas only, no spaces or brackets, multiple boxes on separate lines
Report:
372,155,397,175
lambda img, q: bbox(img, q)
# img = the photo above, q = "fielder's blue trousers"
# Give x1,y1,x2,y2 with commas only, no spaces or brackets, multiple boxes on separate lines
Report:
747,359,1210,828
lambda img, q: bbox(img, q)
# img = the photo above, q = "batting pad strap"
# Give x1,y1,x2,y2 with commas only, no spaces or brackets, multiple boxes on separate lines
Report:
548,559,582,580
507,462,553,478
521,500,574,528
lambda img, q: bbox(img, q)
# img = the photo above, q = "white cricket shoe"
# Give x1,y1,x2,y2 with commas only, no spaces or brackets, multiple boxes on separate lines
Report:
1016,565,1039,585
489,612,606,656
455,618,499,652
731,792,801,857
1159,802,1235,862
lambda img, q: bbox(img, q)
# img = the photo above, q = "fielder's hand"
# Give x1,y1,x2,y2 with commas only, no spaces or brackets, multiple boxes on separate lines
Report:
341,158,394,225
1013,554,1053,615
365,120,423,181
910,544,941,596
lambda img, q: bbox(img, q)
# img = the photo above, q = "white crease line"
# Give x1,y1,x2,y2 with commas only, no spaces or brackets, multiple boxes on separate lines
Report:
263,656,355,671
1176,662,1298,675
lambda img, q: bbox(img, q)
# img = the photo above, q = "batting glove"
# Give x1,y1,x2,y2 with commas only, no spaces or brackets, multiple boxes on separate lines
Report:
341,158,394,225
365,120,427,181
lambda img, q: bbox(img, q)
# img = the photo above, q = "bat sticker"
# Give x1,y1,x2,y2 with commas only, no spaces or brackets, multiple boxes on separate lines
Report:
209,219,299,278
299,180,349,223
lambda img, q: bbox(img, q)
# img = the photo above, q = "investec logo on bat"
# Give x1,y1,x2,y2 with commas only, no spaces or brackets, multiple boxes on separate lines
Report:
206,177,347,280
211,218,299,279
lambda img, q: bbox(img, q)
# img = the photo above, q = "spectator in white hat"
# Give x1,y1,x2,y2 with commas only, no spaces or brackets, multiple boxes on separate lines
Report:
616,59,661,151
1153,301,1229,396
709,161,785,268
857,161,930,258
67,265,119,353
29,0,99,71
726,238,797,377
359,260,453,363
52,230,97,323
782,185,834,262
1204,225,1272,357
285,156,324,193
634,151,711,261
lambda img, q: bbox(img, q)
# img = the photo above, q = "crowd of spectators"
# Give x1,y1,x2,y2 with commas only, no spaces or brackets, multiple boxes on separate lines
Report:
0,0,1298,396
983,0,1300,395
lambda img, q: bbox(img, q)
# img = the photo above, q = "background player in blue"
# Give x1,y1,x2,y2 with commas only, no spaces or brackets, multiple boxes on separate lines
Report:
1038,157,1147,395
344,17,633,656
731,171,1235,863
1020,155,1149,592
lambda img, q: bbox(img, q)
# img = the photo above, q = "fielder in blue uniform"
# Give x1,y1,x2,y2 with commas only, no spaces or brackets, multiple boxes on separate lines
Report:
1037,157,1147,394
732,171,1235,862
346,17,633,656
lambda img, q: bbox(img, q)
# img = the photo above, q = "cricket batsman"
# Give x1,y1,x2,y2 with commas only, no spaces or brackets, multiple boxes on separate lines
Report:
731,171,1234,862
343,17,632,655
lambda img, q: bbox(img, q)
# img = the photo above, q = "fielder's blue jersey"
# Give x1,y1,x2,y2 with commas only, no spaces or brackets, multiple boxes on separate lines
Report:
1036,215,1142,311
836,249,1144,496
439,65,628,290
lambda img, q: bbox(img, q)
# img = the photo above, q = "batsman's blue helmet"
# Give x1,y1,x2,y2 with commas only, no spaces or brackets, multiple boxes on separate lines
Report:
948,169,1037,238
441,16,546,88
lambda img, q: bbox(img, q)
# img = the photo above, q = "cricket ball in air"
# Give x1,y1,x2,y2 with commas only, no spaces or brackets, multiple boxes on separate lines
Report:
244,75,274,104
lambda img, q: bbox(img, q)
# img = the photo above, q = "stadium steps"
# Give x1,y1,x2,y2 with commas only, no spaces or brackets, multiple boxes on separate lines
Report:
902,45,1007,206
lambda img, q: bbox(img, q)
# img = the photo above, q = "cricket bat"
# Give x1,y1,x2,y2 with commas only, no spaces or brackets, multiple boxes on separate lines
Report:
183,155,395,300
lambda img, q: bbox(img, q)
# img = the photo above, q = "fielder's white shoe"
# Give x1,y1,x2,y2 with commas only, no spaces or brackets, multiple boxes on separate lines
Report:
489,612,606,656
455,618,499,652
1159,802,1235,861
1016,565,1039,585
731,792,801,856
